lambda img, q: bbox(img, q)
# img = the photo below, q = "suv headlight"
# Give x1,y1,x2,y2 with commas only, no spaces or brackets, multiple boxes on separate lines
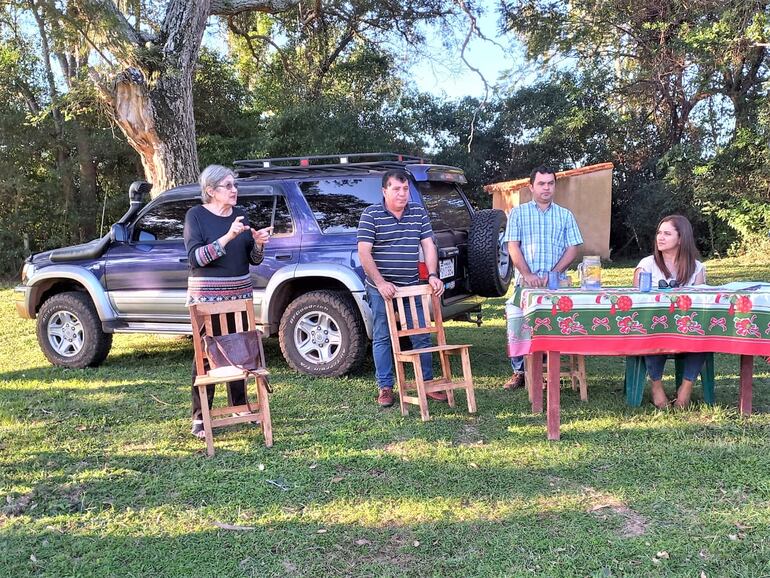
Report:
21,262,35,284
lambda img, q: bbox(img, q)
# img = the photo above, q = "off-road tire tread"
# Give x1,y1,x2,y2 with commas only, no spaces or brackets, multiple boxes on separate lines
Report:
467,209,513,297
279,290,366,376
36,291,113,368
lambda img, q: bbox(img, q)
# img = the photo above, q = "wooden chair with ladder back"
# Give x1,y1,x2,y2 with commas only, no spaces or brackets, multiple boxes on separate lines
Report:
525,354,588,402
384,284,477,421
189,299,272,456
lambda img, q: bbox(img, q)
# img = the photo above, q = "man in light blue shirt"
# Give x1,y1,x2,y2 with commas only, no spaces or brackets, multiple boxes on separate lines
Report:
502,165,584,389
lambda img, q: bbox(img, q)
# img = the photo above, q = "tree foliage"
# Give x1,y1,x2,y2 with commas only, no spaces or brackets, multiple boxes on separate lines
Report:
500,0,770,256
2,0,768,279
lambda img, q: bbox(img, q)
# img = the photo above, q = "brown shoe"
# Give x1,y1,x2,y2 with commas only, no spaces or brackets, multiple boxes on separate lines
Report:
426,391,448,402
377,388,395,407
503,373,525,390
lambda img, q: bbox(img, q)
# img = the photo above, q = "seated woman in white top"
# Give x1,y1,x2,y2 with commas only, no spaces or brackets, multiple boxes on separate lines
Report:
633,215,706,408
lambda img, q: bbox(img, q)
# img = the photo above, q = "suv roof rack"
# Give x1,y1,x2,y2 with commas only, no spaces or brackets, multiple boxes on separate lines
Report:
233,152,429,178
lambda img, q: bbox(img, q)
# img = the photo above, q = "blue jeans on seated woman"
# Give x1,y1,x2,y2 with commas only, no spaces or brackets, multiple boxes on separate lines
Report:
367,286,433,390
645,352,707,382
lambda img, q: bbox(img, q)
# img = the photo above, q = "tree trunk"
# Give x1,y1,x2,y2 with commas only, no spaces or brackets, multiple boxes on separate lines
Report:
74,120,98,240
79,0,301,196
109,68,199,195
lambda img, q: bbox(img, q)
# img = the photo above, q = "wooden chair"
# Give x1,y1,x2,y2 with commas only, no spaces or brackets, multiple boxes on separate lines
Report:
526,354,588,402
384,284,477,421
189,299,272,456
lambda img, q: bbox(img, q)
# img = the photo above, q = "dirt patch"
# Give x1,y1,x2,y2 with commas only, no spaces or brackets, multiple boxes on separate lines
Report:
546,479,649,538
315,534,417,575
589,500,648,538
366,533,418,567
455,422,483,446
583,487,648,538
2,491,35,516
367,468,393,482
381,441,411,457
58,483,86,512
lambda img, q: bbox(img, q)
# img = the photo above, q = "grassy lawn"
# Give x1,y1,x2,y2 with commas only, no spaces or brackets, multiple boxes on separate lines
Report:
2,255,770,577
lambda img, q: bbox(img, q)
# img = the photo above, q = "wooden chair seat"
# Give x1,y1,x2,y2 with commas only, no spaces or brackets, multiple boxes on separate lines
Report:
190,299,273,456
385,284,477,421
395,343,473,359
193,367,269,386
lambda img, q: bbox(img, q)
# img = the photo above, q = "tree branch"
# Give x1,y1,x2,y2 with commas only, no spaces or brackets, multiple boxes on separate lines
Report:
226,17,301,85
70,0,143,64
453,0,489,153
210,0,301,16
15,81,42,116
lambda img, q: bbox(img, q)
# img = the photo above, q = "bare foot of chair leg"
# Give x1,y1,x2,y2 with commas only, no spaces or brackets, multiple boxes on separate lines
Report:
650,380,670,409
674,378,694,408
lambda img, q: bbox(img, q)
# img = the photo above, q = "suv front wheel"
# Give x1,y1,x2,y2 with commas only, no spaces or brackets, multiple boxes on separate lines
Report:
36,292,113,368
279,290,367,376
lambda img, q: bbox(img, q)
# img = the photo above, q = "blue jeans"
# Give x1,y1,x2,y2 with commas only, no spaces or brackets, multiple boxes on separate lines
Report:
645,353,707,382
367,286,433,389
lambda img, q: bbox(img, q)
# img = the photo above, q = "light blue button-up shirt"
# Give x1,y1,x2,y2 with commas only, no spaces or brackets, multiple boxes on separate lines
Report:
503,201,583,282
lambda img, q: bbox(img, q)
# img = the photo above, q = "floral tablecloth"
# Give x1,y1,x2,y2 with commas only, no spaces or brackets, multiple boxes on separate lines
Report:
506,287,770,357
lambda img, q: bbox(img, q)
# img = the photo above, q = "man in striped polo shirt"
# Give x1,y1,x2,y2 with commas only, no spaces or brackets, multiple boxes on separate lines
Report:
357,170,447,408
503,165,584,390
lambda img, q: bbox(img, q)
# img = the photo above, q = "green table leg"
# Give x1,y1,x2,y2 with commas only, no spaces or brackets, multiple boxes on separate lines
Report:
624,355,647,407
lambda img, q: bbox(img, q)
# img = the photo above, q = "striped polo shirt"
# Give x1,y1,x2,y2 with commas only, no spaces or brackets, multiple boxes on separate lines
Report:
503,201,583,283
357,202,433,288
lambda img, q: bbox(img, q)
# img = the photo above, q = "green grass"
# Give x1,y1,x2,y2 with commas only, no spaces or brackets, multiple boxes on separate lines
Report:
2,254,770,577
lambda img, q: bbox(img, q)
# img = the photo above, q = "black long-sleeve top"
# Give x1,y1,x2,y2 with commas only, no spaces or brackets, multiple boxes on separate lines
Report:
183,204,264,305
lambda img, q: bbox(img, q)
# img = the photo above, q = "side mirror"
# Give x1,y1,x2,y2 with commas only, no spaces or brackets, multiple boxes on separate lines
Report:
138,230,156,242
110,223,127,242
129,181,152,204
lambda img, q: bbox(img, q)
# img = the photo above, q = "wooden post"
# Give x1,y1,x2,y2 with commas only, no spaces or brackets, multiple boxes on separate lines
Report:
739,355,753,415
547,351,561,441
530,352,543,413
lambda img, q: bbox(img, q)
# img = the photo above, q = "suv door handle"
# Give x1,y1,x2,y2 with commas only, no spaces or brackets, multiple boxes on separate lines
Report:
178,257,188,263
275,252,292,261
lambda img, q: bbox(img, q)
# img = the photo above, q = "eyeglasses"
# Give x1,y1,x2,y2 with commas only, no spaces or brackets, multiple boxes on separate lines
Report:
215,182,238,190
658,279,679,289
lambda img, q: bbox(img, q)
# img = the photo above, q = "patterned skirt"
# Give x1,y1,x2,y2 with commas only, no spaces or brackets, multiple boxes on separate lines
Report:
186,274,253,306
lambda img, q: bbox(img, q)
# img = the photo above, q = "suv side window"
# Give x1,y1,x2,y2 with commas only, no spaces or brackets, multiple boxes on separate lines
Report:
239,194,294,235
132,199,199,241
416,181,471,231
301,178,382,234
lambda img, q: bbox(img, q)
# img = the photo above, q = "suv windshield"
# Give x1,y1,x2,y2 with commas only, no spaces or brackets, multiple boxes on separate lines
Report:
416,181,471,231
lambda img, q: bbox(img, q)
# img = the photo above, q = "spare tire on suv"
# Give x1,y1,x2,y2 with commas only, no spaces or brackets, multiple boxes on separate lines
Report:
467,209,513,297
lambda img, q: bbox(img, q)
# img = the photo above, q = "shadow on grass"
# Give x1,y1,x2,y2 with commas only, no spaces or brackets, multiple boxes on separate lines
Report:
5,510,768,577
4,384,770,512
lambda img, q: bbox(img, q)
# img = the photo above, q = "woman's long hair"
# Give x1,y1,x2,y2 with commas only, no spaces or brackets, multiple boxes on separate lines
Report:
653,215,700,285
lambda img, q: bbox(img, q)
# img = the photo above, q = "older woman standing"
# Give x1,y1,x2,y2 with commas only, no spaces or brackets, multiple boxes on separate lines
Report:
633,215,706,409
184,164,271,438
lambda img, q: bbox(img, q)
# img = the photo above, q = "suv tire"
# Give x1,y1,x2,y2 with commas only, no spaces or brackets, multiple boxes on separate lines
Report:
279,290,367,376
36,292,113,368
468,209,513,297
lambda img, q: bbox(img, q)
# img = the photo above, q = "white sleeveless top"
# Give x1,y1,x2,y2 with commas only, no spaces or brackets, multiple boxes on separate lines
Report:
636,255,705,286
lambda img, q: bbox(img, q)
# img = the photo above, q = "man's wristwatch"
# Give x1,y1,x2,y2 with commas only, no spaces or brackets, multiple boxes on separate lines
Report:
428,273,439,279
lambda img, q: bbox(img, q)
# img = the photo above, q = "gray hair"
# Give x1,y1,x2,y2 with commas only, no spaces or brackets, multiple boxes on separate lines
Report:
199,164,236,203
